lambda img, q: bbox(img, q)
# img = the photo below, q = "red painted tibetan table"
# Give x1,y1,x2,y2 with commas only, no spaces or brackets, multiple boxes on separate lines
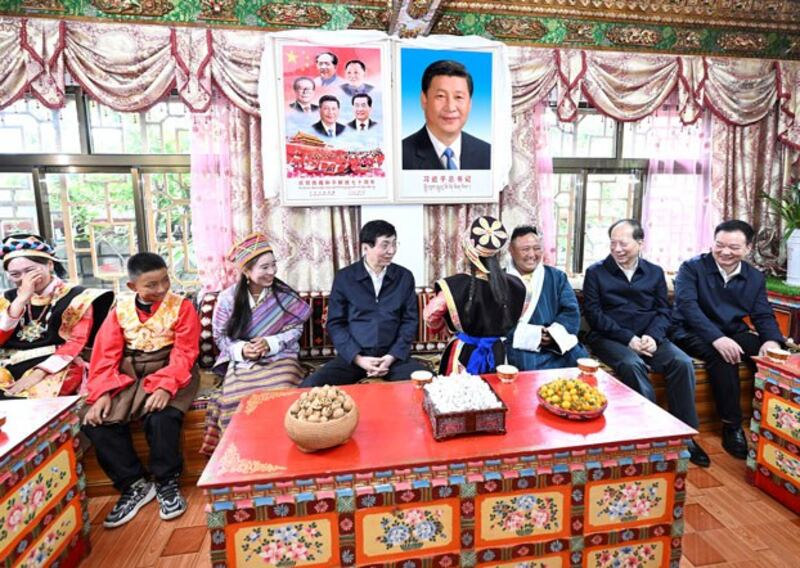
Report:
0,396,89,567
747,355,800,514
199,369,696,568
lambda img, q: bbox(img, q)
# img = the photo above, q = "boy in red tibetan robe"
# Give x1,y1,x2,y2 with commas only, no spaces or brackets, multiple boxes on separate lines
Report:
83,252,200,528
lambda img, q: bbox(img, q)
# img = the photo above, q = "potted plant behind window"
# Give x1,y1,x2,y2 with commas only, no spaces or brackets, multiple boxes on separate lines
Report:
764,181,800,286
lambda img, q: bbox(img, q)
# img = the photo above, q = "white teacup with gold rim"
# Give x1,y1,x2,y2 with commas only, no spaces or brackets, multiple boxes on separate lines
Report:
766,347,791,363
577,358,600,374
410,370,434,389
496,364,519,383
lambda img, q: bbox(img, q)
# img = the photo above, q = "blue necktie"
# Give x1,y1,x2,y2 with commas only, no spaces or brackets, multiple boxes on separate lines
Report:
443,147,458,170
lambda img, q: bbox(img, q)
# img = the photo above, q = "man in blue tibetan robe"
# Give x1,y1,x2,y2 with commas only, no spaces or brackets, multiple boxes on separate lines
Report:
505,226,589,370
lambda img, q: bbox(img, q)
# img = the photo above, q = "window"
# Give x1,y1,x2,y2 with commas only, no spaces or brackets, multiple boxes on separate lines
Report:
86,98,190,154
0,90,196,292
0,173,38,236
546,104,647,273
0,95,81,154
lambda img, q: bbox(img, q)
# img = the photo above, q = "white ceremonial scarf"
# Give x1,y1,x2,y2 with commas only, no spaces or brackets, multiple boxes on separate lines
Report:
507,261,545,351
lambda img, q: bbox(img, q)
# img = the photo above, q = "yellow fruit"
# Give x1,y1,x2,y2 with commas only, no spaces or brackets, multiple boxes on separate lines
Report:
539,378,606,413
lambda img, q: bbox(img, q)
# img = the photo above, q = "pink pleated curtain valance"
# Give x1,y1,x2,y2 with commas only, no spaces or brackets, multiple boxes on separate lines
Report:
1,17,799,150
509,48,800,151
0,18,264,115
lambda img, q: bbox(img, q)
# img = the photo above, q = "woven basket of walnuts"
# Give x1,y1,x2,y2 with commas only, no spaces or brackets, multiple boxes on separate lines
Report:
284,386,359,452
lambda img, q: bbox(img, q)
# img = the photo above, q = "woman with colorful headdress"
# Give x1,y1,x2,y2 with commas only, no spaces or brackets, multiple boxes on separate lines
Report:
0,234,113,398
424,217,527,376
200,233,311,455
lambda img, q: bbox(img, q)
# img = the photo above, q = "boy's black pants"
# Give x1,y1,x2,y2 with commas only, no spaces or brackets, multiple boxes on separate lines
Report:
83,406,184,492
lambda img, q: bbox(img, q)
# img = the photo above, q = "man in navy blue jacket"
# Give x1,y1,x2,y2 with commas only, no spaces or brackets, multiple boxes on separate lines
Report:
670,220,783,459
301,220,427,386
583,219,708,467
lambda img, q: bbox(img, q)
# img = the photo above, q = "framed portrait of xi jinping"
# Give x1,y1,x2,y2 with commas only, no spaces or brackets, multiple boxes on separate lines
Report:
275,38,393,206
394,45,500,204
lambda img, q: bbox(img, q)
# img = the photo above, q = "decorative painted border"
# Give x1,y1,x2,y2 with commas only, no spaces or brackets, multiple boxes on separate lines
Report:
748,370,800,514
203,443,690,568
436,12,800,59
0,403,89,568
0,2,797,60
0,408,82,498
203,437,690,504
0,443,77,559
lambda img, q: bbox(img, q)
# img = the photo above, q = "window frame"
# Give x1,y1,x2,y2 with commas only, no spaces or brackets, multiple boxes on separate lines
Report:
551,112,649,274
0,87,191,287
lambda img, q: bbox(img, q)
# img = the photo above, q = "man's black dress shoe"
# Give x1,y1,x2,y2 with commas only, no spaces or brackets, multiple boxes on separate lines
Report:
687,439,711,467
722,426,748,459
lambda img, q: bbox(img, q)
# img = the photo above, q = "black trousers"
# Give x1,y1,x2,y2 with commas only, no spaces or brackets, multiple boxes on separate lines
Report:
301,355,428,387
83,407,185,492
671,330,761,425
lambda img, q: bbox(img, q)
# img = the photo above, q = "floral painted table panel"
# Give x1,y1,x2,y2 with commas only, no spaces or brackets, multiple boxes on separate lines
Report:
747,355,800,514
199,370,696,568
0,396,88,567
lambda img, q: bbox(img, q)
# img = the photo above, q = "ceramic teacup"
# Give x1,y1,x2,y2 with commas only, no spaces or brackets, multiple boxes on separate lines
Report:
577,358,600,374
410,370,434,389
496,364,519,383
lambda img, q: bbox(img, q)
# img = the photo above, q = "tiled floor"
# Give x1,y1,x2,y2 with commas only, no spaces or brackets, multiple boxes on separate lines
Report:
81,431,800,567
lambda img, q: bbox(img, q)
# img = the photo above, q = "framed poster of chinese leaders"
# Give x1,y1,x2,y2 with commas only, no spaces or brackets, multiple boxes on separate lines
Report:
276,38,393,206
394,44,500,204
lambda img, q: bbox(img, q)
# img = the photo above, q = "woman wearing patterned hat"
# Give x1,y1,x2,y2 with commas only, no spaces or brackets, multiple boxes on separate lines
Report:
200,233,311,455
0,234,113,398
424,217,526,375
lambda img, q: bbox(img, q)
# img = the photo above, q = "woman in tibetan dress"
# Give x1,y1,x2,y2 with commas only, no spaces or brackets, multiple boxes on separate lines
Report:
0,234,113,398
200,233,311,455
424,217,526,376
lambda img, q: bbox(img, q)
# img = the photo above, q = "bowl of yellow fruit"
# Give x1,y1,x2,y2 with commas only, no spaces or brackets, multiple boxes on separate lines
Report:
537,378,607,420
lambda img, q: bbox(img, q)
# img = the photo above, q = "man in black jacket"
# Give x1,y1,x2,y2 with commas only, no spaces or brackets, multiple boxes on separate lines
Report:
301,220,427,386
583,219,709,467
670,220,783,459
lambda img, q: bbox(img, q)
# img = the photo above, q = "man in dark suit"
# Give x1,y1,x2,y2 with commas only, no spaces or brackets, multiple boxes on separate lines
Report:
301,220,427,386
288,76,318,113
347,93,378,131
310,95,345,138
402,59,491,170
669,220,783,459
583,219,708,467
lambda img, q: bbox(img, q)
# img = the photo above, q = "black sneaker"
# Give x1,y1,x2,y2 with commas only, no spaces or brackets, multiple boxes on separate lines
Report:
104,479,156,528
156,477,187,520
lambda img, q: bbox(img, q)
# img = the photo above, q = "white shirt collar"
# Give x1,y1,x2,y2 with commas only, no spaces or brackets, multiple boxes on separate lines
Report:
322,122,338,136
364,259,387,298
426,127,462,169
356,120,370,129
616,259,639,282
715,260,742,285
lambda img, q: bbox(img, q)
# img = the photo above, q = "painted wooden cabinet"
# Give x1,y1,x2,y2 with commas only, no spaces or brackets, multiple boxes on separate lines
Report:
199,370,696,568
0,396,89,567
747,356,800,514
